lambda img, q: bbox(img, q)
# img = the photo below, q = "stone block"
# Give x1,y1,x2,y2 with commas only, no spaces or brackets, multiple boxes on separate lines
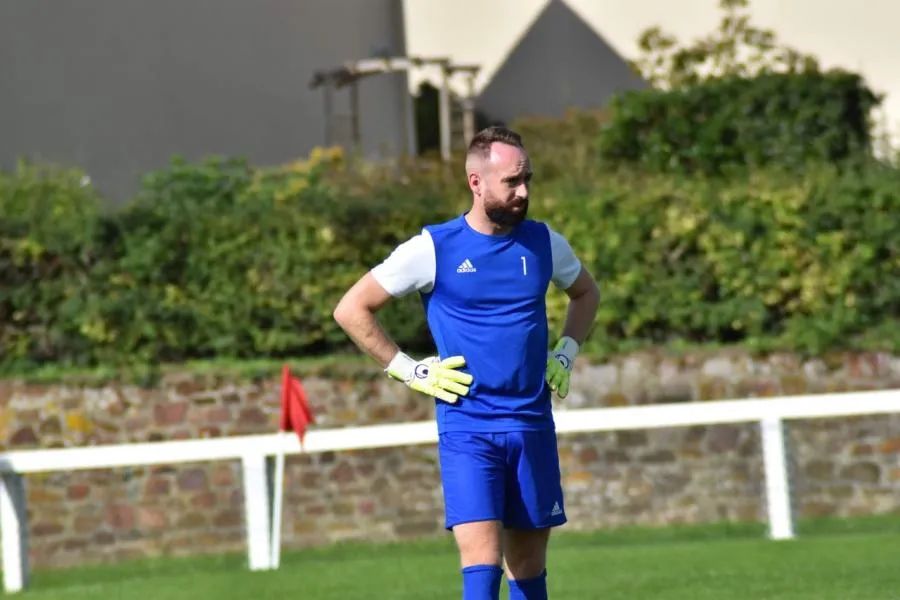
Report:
734,378,779,398
564,472,592,488
395,520,441,538
877,438,900,454
779,375,807,396
106,505,135,531
211,465,236,487
329,461,356,484
641,450,675,464
94,532,115,546
10,426,38,446
66,412,94,435
702,357,736,379
28,488,64,504
604,449,630,463
178,512,208,529
578,447,600,464
144,476,170,497
137,507,168,530
656,382,695,404
603,392,629,407
39,416,62,436
63,539,88,552
154,402,188,426
32,521,64,537
840,463,881,484
801,501,837,517
190,492,217,509
697,377,728,401
616,431,647,448
212,509,243,528
707,425,741,453
67,484,91,500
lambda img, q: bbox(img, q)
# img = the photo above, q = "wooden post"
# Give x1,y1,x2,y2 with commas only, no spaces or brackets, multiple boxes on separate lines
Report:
323,85,334,146
463,73,476,146
439,63,451,163
349,79,361,151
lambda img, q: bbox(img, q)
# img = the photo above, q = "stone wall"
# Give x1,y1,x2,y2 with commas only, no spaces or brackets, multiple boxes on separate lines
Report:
2,350,900,570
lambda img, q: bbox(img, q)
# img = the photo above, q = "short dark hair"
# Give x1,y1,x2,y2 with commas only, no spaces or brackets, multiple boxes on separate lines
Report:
466,126,524,162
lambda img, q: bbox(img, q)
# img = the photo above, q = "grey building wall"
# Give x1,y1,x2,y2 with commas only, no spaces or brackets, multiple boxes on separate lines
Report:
0,0,413,203
476,0,647,125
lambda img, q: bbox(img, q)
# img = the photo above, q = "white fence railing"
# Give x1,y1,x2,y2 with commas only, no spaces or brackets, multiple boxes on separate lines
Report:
2,389,900,594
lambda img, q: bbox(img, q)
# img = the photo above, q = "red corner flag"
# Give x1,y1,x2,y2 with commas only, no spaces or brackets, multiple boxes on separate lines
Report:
280,365,315,446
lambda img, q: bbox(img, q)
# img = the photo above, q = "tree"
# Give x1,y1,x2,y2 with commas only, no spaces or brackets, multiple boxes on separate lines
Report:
629,0,820,89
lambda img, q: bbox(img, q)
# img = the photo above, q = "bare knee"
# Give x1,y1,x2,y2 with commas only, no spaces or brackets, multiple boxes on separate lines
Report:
503,528,550,580
453,520,503,567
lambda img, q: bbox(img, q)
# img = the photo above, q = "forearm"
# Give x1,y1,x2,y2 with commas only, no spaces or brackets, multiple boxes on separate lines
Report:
333,305,400,369
560,290,600,345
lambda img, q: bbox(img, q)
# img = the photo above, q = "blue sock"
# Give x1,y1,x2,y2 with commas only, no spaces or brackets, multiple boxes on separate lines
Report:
462,564,503,600
508,569,548,600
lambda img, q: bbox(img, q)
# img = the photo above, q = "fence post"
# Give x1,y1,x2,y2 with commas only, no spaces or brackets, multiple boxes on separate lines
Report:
0,472,30,594
241,453,273,570
760,416,796,540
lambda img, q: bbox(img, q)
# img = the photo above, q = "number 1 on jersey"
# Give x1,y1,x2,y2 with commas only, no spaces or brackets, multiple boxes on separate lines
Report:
521,256,527,275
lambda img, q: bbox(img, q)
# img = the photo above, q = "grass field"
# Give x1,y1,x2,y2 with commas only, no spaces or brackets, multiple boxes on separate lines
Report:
5,515,900,599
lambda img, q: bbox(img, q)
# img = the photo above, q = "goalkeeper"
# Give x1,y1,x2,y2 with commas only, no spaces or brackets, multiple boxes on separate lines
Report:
333,126,600,600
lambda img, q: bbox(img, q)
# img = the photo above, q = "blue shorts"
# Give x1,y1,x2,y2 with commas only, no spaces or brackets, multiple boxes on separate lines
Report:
437,430,567,531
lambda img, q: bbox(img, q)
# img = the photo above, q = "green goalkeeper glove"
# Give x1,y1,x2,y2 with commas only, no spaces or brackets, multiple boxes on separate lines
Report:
386,352,474,404
546,336,579,398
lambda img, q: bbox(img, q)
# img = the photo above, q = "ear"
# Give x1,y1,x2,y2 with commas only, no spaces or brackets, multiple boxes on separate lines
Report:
467,172,481,196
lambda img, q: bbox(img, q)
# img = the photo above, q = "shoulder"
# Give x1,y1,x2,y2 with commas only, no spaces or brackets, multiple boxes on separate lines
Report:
370,228,437,296
423,215,467,240
383,228,435,263
539,223,582,290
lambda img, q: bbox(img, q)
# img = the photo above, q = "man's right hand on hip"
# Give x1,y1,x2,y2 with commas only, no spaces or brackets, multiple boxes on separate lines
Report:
386,352,474,404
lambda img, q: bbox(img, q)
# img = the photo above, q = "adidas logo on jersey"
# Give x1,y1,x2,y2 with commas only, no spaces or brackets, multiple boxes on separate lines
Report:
456,259,477,273
551,501,563,517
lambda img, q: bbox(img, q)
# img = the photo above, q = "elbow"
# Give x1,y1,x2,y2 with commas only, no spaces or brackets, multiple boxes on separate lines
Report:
332,297,353,329
575,278,601,304
577,280,601,316
333,294,371,331
590,280,601,304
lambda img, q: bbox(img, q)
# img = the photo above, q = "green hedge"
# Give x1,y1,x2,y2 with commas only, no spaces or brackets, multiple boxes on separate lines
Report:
4,148,900,374
542,163,900,356
599,70,882,175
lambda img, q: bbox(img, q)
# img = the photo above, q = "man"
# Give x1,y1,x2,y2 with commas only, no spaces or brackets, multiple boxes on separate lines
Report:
332,126,600,600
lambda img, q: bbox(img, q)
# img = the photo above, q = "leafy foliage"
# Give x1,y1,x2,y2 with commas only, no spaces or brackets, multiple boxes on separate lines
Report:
533,163,900,356
0,161,105,371
3,146,900,373
2,2,894,373
628,0,821,89
609,0,883,175
599,70,881,175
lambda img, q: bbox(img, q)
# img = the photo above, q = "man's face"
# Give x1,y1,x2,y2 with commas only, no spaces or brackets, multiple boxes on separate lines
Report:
481,143,532,228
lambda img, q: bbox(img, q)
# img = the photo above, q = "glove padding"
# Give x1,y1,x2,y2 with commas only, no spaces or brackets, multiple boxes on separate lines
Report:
546,337,579,398
386,353,473,404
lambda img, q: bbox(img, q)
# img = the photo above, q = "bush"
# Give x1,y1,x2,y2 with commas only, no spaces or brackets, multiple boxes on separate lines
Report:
599,70,882,175
0,161,105,371
4,146,900,374
535,161,900,356
68,151,458,367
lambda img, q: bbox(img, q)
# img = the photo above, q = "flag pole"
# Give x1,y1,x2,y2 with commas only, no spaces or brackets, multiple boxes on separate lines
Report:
272,364,315,569
270,428,286,569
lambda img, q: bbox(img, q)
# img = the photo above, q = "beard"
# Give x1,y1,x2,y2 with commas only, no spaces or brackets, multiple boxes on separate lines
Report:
485,196,528,228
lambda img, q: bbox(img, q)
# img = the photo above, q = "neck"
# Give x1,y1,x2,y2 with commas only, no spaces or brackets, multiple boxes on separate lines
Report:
465,208,512,236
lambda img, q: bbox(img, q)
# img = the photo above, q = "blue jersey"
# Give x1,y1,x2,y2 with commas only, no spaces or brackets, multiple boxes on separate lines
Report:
370,214,582,434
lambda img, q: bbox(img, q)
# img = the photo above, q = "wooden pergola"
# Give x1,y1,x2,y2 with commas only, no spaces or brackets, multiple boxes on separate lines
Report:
309,56,480,162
